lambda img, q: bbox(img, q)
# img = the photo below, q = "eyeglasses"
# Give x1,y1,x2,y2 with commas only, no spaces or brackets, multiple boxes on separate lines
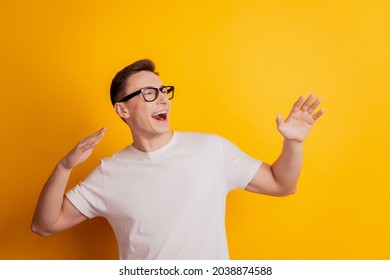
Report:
117,85,174,103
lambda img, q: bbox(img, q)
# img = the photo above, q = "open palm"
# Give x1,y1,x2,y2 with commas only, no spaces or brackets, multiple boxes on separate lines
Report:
60,126,107,170
277,94,324,142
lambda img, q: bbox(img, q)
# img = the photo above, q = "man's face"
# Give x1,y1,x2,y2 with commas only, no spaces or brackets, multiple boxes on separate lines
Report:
119,71,171,138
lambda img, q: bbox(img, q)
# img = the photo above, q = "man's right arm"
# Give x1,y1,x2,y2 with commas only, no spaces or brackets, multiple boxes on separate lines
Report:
31,127,107,236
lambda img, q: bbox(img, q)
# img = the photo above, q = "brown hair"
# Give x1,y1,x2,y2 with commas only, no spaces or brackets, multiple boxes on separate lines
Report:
110,59,158,105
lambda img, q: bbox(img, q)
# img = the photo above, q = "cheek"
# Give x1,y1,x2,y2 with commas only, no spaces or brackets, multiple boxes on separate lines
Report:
131,103,152,123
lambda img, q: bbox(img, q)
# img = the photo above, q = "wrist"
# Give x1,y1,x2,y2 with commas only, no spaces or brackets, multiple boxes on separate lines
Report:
283,138,303,150
283,137,303,144
57,159,73,171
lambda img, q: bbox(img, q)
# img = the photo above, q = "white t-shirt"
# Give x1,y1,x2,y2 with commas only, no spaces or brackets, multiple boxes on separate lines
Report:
66,132,261,259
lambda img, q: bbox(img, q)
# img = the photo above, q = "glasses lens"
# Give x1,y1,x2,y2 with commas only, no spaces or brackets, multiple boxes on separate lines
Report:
163,86,174,100
142,88,158,101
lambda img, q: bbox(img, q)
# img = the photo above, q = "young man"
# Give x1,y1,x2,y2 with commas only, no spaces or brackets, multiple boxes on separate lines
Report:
31,59,324,259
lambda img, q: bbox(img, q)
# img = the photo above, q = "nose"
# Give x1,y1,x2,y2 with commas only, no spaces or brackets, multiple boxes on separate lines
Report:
156,90,169,104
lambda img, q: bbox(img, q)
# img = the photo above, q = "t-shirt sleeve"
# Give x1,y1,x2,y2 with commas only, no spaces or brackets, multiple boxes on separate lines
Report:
218,136,262,191
65,164,107,219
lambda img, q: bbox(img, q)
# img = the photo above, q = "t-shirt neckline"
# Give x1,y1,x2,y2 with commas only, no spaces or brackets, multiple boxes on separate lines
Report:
128,132,178,160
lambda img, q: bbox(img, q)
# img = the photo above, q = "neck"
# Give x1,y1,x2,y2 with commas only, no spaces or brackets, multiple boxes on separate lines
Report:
131,131,174,153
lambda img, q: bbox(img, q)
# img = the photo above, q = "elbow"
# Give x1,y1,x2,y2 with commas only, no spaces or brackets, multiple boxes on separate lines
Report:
275,184,297,197
30,223,55,237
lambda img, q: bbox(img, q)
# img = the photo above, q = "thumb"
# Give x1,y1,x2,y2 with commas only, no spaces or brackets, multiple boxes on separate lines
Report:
276,114,284,126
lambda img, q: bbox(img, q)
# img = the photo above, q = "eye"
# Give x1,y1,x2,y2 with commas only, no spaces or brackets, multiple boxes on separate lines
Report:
143,89,155,96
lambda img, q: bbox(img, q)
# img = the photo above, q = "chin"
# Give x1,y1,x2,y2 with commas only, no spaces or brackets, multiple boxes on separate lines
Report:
155,126,171,135
149,122,169,134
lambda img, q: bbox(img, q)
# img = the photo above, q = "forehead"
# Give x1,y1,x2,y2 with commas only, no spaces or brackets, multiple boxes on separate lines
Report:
125,71,162,92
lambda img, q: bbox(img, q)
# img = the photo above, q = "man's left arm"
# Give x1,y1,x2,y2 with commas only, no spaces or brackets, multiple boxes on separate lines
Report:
245,94,325,196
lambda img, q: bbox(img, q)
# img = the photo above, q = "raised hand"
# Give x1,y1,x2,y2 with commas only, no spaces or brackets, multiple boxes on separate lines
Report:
59,126,107,170
276,94,324,142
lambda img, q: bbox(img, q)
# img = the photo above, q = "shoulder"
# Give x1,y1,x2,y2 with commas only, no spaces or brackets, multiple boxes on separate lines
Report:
96,146,134,168
175,131,225,147
111,145,132,159
175,131,222,141
177,131,237,147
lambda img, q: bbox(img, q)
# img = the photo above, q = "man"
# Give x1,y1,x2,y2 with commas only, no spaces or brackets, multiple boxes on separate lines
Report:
31,59,324,259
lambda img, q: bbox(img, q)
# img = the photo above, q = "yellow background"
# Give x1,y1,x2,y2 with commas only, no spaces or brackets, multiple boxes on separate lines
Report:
1,0,389,259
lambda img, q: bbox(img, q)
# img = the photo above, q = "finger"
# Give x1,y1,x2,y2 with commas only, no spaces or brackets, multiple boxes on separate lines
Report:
291,95,306,113
80,126,107,143
79,134,107,152
88,126,108,139
276,114,284,126
78,127,107,148
83,137,104,150
312,108,325,120
307,97,322,114
301,93,316,111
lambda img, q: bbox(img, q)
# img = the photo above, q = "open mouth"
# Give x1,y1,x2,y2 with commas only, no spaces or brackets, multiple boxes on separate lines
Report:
151,110,167,121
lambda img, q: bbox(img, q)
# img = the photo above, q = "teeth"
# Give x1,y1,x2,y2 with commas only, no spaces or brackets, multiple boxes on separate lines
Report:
152,110,167,117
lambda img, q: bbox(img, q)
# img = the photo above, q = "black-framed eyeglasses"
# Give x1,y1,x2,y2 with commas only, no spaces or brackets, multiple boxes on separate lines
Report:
117,85,174,103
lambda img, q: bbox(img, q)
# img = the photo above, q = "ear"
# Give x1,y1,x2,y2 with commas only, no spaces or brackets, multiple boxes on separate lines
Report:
114,103,131,119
